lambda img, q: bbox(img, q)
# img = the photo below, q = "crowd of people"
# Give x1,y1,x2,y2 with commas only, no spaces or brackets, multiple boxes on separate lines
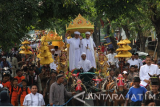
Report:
0,31,159,106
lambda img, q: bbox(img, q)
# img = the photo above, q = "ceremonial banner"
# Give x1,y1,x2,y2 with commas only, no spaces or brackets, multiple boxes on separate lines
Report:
104,34,113,49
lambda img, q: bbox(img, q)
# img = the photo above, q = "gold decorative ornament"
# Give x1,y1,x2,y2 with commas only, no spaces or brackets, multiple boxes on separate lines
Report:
66,14,94,34
19,40,33,55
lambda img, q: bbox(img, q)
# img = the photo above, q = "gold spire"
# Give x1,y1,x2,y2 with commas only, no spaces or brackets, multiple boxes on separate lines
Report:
115,39,132,58
19,40,33,55
66,14,94,34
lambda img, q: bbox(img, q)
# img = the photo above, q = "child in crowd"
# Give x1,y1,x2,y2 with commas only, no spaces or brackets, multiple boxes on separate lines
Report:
125,76,147,106
1,74,11,90
18,79,31,106
10,78,19,106
14,69,25,87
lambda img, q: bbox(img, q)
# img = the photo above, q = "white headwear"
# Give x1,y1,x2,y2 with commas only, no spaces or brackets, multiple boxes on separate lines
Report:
51,49,55,51
85,31,91,35
122,71,128,75
81,52,86,56
74,31,80,35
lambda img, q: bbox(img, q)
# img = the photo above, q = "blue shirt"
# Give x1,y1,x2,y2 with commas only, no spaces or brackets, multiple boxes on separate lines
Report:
0,61,12,68
125,86,147,102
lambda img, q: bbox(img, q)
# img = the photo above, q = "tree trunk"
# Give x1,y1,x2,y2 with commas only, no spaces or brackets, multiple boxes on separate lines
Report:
122,25,130,39
138,31,147,52
157,34,160,59
93,21,100,46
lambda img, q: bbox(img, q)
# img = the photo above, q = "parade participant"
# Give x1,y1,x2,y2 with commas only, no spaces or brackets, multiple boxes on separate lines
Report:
39,66,50,93
50,49,55,59
65,31,82,71
23,84,45,106
128,65,137,82
0,56,12,68
54,46,61,56
59,70,64,75
125,76,147,106
18,79,31,106
1,71,11,90
127,53,139,68
10,78,19,106
14,69,25,86
49,74,75,106
108,48,118,68
106,68,116,81
140,56,160,88
25,67,42,93
43,70,57,106
134,53,143,67
21,58,30,70
142,74,160,106
11,54,18,77
18,56,25,68
122,71,130,90
81,31,96,68
0,90,13,106
77,52,93,73
50,54,58,70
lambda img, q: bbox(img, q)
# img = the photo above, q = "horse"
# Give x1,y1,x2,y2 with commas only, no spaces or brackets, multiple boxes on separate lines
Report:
92,77,105,106
67,73,87,106
112,74,128,106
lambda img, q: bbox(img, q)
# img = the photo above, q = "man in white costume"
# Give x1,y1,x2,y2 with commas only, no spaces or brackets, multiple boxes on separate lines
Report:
50,49,55,59
81,31,96,68
127,53,139,68
77,52,93,72
139,56,160,88
65,31,82,71
134,53,143,67
108,48,118,68
23,85,45,106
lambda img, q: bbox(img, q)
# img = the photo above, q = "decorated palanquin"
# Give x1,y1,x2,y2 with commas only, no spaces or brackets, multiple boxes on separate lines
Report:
19,40,33,55
97,52,110,78
57,45,69,79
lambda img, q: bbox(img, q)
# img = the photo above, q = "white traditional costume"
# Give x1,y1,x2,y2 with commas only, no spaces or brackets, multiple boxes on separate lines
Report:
23,93,45,106
51,49,55,59
136,58,143,67
77,52,92,72
81,32,96,68
65,31,81,71
127,59,139,68
108,52,118,67
140,64,160,87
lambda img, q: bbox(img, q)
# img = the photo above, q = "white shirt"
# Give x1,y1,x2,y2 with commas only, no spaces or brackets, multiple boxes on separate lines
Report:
55,50,61,56
108,53,118,63
140,64,160,86
108,53,118,67
77,59,92,72
50,61,57,70
23,93,45,106
135,58,143,67
127,59,139,68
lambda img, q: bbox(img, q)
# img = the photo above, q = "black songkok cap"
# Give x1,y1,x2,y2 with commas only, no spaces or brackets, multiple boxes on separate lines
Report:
133,76,140,82
59,71,64,74
51,69,58,75
56,74,64,80
130,65,135,68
